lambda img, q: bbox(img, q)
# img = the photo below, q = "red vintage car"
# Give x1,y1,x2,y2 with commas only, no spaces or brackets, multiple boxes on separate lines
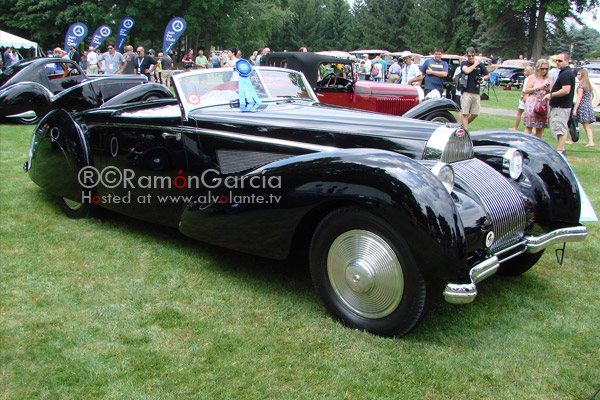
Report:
262,52,459,123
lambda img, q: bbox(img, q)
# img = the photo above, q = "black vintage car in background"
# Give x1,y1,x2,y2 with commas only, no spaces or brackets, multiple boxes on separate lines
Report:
0,58,173,124
24,65,588,337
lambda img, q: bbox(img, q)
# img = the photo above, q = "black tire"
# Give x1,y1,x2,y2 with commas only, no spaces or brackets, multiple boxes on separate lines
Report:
309,207,428,337
141,92,163,101
424,110,456,123
57,196,94,219
497,250,545,276
17,114,42,125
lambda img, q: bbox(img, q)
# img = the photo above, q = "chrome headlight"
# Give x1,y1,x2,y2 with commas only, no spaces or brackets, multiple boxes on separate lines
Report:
503,148,523,180
431,162,455,194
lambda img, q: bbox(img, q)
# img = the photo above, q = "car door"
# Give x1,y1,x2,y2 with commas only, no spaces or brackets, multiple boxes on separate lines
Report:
313,62,354,107
87,108,195,227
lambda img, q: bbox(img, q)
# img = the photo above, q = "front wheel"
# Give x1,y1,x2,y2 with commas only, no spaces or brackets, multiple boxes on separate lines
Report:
309,207,428,337
424,110,456,123
57,196,94,219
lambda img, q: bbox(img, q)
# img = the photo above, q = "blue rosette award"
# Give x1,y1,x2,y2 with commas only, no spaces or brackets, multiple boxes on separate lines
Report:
235,59,262,112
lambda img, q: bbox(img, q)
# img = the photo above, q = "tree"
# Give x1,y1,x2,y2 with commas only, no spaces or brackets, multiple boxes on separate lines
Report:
473,0,600,61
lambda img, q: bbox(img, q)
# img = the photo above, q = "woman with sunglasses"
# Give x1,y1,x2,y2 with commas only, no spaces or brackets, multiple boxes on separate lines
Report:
523,58,552,138
522,59,552,138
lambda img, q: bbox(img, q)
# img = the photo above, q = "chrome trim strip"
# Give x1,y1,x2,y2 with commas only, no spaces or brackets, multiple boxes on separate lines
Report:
7,111,36,118
443,225,587,304
87,122,340,153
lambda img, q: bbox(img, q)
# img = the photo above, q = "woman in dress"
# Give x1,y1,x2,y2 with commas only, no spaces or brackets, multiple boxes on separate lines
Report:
572,69,595,147
522,59,552,138
510,66,534,130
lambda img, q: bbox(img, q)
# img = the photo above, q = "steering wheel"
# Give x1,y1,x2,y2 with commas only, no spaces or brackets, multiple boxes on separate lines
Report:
319,72,337,87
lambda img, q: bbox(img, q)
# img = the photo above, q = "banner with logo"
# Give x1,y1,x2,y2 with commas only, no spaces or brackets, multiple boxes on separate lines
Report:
163,17,187,55
64,22,88,50
115,17,135,51
90,25,112,50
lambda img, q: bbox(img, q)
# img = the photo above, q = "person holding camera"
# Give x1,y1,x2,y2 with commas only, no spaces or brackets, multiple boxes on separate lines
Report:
459,47,489,129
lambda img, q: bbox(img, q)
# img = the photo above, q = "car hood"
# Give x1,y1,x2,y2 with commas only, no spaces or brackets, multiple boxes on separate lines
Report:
187,101,441,159
355,81,419,96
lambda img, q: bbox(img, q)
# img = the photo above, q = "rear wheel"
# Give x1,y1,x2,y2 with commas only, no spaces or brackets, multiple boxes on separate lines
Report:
309,207,428,337
57,196,94,219
497,250,545,276
141,92,163,101
424,110,456,123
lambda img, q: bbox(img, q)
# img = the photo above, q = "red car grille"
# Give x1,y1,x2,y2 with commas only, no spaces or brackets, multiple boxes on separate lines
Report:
375,97,418,115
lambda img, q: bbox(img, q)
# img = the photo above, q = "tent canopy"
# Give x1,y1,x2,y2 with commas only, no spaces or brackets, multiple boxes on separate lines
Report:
1,30,39,56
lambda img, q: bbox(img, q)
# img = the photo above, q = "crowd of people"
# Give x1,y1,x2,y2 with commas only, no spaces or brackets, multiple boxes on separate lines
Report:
2,41,595,150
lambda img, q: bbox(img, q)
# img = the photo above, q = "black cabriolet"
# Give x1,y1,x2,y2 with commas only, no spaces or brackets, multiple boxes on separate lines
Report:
24,64,587,337
0,57,173,124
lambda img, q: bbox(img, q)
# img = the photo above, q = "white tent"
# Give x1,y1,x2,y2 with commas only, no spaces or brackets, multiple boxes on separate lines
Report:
0,30,40,57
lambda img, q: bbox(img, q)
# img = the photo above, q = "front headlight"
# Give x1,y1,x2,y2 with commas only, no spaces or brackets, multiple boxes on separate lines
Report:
431,162,455,194
503,148,523,180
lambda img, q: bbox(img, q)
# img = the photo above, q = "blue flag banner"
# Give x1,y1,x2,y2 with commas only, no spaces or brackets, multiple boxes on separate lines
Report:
236,59,262,112
64,23,88,51
90,25,112,50
116,17,135,51
163,17,187,55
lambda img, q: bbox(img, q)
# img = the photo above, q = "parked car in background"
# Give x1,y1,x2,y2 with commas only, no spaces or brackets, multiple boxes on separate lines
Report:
0,58,173,124
494,59,532,89
24,65,587,337
263,52,459,123
582,61,600,117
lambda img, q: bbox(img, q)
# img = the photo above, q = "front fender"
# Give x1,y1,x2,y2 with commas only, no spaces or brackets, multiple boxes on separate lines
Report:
471,129,581,230
402,97,459,120
100,83,174,108
179,148,468,283
27,109,92,202
0,82,52,118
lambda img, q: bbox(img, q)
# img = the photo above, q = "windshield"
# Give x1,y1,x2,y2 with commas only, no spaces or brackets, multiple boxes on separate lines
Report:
173,66,316,117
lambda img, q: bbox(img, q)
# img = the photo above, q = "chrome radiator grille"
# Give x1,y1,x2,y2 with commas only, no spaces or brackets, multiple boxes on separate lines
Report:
375,98,416,115
453,159,527,252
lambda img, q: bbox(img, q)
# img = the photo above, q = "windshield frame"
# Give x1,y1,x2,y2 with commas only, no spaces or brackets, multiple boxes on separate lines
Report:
172,66,318,120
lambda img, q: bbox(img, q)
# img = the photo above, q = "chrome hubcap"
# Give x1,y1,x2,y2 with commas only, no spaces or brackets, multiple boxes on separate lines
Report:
327,230,404,319
63,198,83,211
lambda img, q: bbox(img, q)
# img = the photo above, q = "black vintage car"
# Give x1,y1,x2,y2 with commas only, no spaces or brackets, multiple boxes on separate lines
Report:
24,65,588,337
494,66,526,88
0,57,173,124
263,52,459,123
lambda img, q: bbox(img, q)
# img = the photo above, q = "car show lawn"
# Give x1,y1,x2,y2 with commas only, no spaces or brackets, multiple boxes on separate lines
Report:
1,97,598,398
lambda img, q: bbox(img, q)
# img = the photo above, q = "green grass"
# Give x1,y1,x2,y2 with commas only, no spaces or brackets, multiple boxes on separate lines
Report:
1,95,599,399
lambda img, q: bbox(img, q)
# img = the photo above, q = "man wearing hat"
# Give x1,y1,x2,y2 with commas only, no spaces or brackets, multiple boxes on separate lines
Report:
400,51,422,86
362,54,372,80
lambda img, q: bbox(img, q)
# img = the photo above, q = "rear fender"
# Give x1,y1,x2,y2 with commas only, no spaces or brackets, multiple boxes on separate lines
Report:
0,82,52,118
100,83,174,108
179,148,468,283
27,109,92,202
402,97,459,120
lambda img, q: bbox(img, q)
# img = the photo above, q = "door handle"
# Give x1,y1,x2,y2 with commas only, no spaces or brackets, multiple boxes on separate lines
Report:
316,93,324,97
161,132,181,140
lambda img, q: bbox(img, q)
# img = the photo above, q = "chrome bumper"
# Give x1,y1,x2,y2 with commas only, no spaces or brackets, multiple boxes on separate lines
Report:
443,225,588,304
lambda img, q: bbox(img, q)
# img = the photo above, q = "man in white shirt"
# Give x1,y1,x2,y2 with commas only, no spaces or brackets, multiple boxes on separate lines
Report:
99,43,125,74
400,51,422,85
363,54,372,80
86,46,99,75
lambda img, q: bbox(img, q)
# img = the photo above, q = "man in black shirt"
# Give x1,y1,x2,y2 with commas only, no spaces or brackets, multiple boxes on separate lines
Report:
460,46,489,129
134,47,158,81
543,53,575,154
